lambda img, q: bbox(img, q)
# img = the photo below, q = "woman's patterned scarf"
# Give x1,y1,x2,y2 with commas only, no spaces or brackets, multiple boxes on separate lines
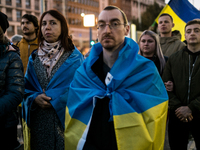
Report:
38,40,64,77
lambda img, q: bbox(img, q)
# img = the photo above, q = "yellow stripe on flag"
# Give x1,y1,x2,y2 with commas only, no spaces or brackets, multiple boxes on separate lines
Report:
65,106,87,150
114,101,168,150
22,118,31,150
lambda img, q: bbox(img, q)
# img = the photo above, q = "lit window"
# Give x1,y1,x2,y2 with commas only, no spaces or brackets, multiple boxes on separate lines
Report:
16,0,21,7
6,8,12,21
7,25,14,36
6,0,12,5
16,10,22,22
26,0,30,9
17,26,23,35
35,0,39,10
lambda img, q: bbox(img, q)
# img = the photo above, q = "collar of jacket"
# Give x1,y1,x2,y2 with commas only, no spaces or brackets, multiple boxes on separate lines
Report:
21,37,38,45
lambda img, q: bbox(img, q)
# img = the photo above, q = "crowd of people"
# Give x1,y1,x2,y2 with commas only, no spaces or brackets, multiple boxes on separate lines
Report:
0,5,199,150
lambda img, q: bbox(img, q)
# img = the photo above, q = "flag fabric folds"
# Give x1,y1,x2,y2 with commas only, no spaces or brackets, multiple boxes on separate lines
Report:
154,0,200,41
64,37,169,150
22,48,83,150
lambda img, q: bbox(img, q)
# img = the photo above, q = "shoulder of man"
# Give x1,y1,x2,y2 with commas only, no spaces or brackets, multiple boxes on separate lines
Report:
16,37,26,46
7,44,20,54
168,46,187,61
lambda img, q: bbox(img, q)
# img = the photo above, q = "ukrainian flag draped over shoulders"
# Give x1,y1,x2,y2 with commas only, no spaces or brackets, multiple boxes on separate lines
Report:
154,0,200,41
64,37,168,150
22,48,83,150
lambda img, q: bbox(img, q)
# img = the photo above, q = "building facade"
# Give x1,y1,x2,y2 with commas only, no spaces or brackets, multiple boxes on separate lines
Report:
0,0,41,37
0,0,165,49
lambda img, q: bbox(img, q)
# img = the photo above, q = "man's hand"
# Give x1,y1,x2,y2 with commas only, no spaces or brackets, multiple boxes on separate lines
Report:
164,81,173,92
175,106,193,122
34,90,52,109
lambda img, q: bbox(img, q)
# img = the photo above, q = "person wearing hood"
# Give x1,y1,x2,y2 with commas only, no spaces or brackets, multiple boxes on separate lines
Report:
0,11,24,149
158,13,185,57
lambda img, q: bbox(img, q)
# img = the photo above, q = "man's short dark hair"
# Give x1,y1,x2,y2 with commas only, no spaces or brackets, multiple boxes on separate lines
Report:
159,13,173,22
22,14,39,34
103,6,128,25
185,19,200,30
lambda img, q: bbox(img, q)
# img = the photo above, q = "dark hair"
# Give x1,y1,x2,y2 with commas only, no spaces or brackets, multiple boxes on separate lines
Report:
0,11,9,33
159,13,173,22
22,14,39,35
38,9,74,52
0,26,9,44
185,19,200,30
103,6,128,25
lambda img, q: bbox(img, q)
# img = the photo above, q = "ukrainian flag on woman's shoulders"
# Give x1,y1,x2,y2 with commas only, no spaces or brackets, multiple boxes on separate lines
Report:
153,0,200,41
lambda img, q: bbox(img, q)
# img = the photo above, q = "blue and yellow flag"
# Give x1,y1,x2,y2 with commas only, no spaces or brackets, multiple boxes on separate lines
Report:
65,37,169,150
153,0,200,41
22,48,83,150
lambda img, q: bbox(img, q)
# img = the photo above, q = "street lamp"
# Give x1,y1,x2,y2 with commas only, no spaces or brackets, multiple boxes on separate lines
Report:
82,14,95,48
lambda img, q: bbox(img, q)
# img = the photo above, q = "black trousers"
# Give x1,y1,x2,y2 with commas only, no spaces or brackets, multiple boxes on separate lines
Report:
0,126,17,150
168,112,200,150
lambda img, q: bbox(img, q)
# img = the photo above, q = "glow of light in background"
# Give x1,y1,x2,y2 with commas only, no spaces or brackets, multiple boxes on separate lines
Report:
165,0,200,10
83,14,95,27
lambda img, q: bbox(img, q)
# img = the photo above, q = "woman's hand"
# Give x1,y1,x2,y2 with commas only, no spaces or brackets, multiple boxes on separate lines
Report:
34,89,52,109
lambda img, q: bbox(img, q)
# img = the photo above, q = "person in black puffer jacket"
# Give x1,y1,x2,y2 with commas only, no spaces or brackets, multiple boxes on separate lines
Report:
0,11,24,150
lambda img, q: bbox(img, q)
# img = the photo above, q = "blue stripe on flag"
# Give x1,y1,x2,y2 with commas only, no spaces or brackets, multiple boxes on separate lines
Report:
169,0,200,23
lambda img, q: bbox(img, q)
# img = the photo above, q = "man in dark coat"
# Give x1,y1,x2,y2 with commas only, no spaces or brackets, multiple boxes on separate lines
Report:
162,19,200,150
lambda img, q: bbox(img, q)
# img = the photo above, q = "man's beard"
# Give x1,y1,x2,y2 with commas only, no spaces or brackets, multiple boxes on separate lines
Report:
101,34,115,51
102,43,115,52
23,30,35,36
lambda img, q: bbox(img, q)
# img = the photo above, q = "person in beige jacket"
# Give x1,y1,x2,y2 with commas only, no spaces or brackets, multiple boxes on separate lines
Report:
17,14,39,73
16,15,39,146
158,13,185,57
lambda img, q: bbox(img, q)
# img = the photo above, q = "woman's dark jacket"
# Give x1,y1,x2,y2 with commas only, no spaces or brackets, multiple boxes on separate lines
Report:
0,44,24,128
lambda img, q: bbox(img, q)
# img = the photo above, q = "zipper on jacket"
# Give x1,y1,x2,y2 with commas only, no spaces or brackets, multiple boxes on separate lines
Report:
187,55,198,104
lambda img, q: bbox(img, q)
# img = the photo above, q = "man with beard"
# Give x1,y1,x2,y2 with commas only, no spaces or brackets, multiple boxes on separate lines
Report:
16,14,38,146
64,6,168,150
158,13,185,57
17,14,39,73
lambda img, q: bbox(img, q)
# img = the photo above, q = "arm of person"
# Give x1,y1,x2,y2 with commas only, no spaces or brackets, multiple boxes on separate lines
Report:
177,42,186,51
162,58,182,111
0,52,24,117
188,97,200,117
